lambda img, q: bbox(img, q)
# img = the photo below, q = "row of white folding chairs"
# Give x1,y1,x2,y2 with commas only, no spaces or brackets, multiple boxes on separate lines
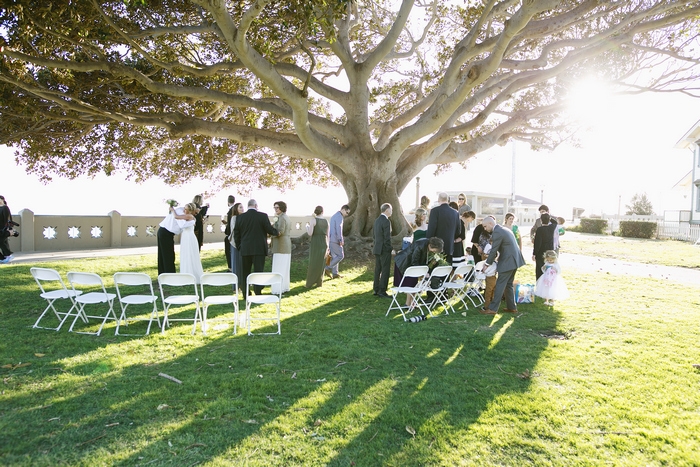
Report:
386,263,484,321
31,267,282,336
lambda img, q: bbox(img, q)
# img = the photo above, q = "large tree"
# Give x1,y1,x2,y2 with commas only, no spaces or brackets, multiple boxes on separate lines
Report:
1,1,699,235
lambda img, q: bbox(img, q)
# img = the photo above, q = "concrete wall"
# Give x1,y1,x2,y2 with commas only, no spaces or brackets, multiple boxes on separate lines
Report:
10,209,314,252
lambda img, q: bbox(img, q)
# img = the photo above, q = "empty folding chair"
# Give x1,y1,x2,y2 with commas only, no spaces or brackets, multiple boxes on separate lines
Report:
386,265,429,321
419,265,453,316
67,272,118,336
245,273,282,336
113,272,161,336
31,267,83,331
443,263,477,313
200,272,240,335
158,273,202,334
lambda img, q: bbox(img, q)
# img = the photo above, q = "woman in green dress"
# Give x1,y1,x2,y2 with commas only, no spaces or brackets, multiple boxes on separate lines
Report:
305,206,329,288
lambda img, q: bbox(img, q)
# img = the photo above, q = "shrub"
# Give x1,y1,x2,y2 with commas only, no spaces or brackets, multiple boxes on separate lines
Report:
619,220,656,239
579,218,608,234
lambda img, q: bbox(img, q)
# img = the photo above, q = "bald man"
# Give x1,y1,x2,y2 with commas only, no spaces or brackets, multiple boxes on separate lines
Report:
480,216,526,314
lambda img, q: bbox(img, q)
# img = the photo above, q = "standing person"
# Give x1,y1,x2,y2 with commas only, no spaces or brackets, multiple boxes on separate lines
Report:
192,194,209,250
271,201,291,293
555,217,566,255
325,204,350,279
532,213,558,281
172,203,205,283
480,216,526,315
233,199,278,295
157,203,185,275
504,212,522,253
449,201,466,267
228,202,244,277
372,203,393,298
426,192,460,263
305,206,329,288
0,195,16,263
457,193,472,215
460,210,476,260
411,208,429,241
535,250,570,306
530,204,559,250
420,195,431,222
222,195,236,271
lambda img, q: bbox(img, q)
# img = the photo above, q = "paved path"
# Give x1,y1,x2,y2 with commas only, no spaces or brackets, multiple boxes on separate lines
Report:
6,245,700,287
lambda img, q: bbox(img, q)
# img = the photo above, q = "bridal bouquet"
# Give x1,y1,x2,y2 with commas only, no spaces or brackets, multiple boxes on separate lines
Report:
165,199,179,208
427,252,449,269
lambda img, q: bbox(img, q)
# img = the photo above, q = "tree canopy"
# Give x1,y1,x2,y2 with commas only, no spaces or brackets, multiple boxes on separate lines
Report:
1,0,699,234
626,192,655,216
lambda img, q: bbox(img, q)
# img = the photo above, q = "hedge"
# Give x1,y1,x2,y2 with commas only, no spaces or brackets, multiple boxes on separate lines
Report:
619,220,656,239
578,218,608,234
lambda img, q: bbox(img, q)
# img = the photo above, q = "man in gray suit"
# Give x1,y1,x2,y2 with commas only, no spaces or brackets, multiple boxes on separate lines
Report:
480,216,526,314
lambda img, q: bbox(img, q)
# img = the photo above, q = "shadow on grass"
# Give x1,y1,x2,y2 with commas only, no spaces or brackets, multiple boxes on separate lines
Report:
1,258,561,466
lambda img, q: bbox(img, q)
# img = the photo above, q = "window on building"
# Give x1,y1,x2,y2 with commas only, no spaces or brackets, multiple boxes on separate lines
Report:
696,183,700,212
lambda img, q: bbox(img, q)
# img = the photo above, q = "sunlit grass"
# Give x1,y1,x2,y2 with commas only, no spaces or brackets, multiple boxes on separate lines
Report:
0,241,699,466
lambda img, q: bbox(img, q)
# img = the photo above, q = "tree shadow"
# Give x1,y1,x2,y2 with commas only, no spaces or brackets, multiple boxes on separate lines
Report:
2,260,560,465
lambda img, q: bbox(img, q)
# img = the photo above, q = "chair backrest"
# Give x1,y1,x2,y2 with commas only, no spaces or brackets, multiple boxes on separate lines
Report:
31,267,67,293
114,272,153,287
430,265,453,279
114,272,155,297
200,272,238,288
450,264,474,282
67,271,106,287
158,273,197,287
247,272,282,288
403,265,429,279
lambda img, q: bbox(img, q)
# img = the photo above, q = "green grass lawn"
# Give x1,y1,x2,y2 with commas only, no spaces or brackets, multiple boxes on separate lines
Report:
1,240,699,466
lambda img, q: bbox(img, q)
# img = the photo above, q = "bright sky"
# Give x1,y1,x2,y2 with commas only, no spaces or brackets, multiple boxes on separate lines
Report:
1,90,697,220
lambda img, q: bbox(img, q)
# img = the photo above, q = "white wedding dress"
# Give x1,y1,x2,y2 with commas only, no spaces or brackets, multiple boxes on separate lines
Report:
179,220,204,283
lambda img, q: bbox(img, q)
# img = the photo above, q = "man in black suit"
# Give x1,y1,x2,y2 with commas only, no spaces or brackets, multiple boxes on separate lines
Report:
372,203,393,297
426,192,460,263
233,199,278,295
223,195,235,271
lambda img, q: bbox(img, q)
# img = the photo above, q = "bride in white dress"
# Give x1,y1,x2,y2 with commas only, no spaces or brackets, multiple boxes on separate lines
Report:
171,203,205,283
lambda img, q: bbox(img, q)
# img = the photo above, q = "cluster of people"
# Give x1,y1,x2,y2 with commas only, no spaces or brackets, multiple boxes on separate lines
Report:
156,192,569,309
0,195,18,264
388,196,570,312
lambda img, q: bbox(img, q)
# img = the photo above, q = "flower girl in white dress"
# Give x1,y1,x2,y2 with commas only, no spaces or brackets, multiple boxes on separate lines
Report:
171,203,205,283
535,250,569,306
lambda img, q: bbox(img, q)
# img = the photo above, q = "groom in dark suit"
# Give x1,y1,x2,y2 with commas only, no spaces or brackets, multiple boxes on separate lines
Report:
480,216,526,314
372,203,393,297
426,192,460,263
234,199,278,295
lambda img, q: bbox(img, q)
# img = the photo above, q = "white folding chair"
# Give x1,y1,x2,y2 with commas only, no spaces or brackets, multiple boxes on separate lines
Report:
67,272,118,336
245,273,282,336
419,265,453,316
158,273,202,334
113,272,161,336
443,263,478,313
386,265,429,321
31,267,83,331
200,272,240,335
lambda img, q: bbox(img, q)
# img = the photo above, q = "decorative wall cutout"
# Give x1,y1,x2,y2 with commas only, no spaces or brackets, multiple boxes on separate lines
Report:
43,226,57,240
67,226,81,239
126,226,137,237
90,226,103,238
146,226,156,237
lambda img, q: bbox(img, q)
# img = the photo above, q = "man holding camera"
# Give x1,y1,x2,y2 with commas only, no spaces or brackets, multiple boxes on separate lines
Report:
0,195,17,263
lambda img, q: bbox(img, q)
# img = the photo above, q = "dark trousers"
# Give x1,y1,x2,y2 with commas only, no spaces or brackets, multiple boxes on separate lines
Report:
225,237,232,269
487,268,518,311
535,256,545,281
0,235,11,257
242,254,266,295
373,252,391,294
157,227,176,275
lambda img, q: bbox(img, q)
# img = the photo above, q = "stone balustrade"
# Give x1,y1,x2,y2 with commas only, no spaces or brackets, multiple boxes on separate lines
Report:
7,209,315,253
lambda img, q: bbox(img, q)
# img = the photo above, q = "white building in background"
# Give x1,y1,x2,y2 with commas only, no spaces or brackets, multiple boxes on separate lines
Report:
442,191,541,225
675,119,700,225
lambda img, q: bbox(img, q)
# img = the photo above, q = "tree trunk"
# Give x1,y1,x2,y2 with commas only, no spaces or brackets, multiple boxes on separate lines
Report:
330,161,411,238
